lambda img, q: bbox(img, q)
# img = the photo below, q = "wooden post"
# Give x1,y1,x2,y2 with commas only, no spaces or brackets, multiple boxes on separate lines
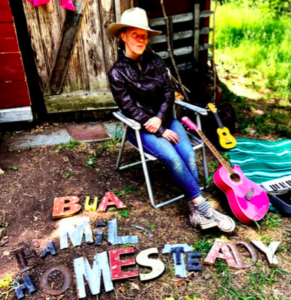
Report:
193,4,200,63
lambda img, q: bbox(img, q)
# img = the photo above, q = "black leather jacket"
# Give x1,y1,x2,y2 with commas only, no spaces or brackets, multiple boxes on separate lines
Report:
108,49,174,135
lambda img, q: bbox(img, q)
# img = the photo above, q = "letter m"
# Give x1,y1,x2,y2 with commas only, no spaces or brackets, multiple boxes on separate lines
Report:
74,252,114,298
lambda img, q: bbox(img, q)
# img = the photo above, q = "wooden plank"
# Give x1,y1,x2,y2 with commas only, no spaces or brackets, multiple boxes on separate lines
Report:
151,30,193,45
0,0,13,23
0,23,19,53
177,62,193,71
150,13,193,27
99,0,117,73
200,27,213,35
44,90,116,113
0,106,33,123
0,81,30,108
199,43,212,51
50,0,89,94
114,0,121,22
0,53,25,81
156,51,169,59
193,3,200,61
200,10,213,18
174,46,193,56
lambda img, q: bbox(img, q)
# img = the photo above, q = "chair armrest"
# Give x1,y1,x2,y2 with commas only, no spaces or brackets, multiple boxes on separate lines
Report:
113,111,141,130
174,101,208,115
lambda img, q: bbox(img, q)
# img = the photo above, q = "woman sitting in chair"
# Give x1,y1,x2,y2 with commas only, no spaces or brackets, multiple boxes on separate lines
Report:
107,7,235,233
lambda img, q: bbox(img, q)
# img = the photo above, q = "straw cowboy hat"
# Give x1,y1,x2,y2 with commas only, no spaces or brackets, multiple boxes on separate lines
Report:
107,7,162,38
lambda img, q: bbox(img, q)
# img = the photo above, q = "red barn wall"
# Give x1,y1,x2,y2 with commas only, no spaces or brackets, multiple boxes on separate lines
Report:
0,0,30,109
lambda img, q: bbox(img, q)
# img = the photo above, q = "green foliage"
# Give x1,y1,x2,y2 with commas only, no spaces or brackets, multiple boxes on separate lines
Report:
86,157,95,166
207,160,219,172
229,0,291,16
261,213,282,228
108,207,116,211
117,210,129,218
0,222,9,233
121,243,133,248
55,139,83,152
8,166,18,171
114,186,135,198
66,139,82,149
64,172,71,179
215,2,291,101
193,238,214,257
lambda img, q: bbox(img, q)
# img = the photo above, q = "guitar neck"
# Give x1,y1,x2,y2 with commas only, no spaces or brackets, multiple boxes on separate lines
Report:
196,129,234,174
213,112,224,129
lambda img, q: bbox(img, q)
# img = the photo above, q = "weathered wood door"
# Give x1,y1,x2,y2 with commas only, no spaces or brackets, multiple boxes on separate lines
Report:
22,0,118,113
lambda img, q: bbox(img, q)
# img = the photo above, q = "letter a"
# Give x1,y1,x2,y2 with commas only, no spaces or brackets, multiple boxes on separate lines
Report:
204,241,239,269
97,192,126,213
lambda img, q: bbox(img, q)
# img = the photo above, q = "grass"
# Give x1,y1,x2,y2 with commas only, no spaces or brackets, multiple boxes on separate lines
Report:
214,2,291,139
215,2,291,101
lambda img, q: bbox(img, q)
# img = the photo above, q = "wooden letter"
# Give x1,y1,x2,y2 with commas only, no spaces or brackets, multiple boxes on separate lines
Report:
109,248,139,281
204,241,239,269
107,218,138,245
226,241,258,269
13,275,36,299
40,241,56,258
74,252,113,298
52,196,81,219
251,241,281,267
97,192,126,213
187,252,202,271
39,265,72,296
136,247,165,281
84,196,98,211
162,244,193,278
59,217,93,249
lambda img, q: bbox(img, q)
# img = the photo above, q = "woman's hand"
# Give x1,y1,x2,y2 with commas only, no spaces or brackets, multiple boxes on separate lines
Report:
162,129,179,144
144,117,162,133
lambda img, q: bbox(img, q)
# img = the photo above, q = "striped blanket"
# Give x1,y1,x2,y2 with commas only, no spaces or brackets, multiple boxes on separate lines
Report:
227,138,291,184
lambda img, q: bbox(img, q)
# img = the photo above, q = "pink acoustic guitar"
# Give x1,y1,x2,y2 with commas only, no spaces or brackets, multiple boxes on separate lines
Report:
182,116,269,224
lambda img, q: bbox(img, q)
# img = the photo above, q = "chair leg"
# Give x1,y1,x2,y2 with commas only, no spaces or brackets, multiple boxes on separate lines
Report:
135,129,185,208
196,114,209,187
201,146,209,187
116,124,128,169
134,129,156,208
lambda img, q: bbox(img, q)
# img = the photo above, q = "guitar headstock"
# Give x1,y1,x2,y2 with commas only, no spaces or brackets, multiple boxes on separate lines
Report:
181,117,199,131
207,103,217,113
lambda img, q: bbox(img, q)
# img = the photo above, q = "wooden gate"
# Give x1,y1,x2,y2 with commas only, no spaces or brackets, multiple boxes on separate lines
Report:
22,0,118,113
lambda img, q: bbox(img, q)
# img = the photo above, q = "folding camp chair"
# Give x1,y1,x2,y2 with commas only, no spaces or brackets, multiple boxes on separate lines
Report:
113,100,209,209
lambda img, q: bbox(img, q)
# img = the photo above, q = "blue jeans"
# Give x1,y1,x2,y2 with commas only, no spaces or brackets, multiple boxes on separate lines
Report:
127,119,202,201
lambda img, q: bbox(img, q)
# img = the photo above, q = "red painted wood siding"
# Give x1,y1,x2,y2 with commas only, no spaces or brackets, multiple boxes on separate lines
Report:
0,1,13,23
0,0,30,109
0,23,19,52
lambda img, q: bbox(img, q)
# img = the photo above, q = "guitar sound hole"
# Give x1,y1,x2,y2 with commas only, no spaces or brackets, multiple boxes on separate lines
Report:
230,173,240,182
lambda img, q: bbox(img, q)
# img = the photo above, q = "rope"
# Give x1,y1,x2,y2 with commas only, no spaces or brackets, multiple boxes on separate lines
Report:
212,0,219,102
160,0,190,102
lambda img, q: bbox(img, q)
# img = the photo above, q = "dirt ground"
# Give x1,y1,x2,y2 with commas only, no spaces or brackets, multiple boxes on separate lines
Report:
1,125,291,300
